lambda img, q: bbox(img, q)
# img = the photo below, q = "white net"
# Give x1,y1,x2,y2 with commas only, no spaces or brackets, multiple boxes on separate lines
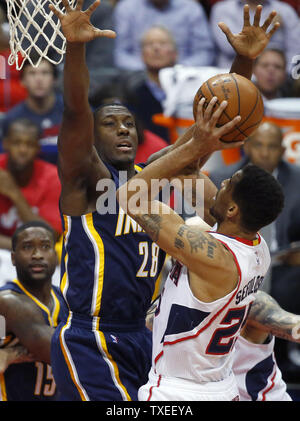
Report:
5,0,76,69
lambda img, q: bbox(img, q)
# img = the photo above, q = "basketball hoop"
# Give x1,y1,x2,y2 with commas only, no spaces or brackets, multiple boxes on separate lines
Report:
5,0,76,70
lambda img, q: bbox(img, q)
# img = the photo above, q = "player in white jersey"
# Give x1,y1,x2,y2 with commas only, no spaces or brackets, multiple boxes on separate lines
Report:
117,92,285,400
182,218,300,401
140,232,270,401
233,290,300,401
146,288,300,401
234,334,289,401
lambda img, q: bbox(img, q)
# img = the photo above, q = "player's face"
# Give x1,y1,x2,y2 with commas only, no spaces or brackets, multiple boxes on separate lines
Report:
12,227,57,286
210,171,242,224
3,125,40,171
94,106,138,167
21,60,55,99
244,124,284,173
142,28,177,71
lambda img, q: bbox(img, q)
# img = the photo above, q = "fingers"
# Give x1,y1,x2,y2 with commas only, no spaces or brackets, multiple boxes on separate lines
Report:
85,0,101,17
243,4,250,27
195,97,206,123
201,97,228,128
61,0,72,12
261,10,277,31
220,139,245,150
218,22,233,43
253,4,262,27
75,0,84,11
93,28,117,39
217,115,241,139
209,100,228,126
48,3,64,19
267,21,280,39
203,97,218,121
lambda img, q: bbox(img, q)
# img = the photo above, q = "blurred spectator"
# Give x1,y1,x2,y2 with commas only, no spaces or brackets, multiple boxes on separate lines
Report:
281,0,300,16
253,48,295,102
194,0,221,17
89,80,168,163
210,0,300,73
0,118,62,251
0,57,63,165
0,7,28,113
113,0,216,71
124,25,179,143
242,122,300,253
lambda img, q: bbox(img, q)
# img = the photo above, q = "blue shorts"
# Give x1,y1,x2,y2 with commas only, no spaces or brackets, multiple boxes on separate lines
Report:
50,313,152,401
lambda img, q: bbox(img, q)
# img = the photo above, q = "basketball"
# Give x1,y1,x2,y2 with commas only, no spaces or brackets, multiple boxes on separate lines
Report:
193,73,264,142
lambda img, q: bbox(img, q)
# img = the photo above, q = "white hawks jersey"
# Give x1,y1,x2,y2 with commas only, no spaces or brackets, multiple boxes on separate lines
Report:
233,335,292,401
151,232,270,385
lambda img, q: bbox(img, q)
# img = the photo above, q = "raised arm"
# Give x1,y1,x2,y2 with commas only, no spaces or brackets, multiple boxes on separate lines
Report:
49,0,116,213
221,4,280,80
117,99,241,286
145,5,280,197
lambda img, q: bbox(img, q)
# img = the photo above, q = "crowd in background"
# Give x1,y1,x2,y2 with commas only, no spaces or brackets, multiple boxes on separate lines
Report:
0,0,300,395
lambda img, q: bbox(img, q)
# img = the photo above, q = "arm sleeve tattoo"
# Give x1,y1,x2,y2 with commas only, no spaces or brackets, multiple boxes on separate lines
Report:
247,291,300,342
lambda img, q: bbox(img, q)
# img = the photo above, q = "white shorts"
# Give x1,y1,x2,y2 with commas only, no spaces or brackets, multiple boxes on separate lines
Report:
138,368,240,401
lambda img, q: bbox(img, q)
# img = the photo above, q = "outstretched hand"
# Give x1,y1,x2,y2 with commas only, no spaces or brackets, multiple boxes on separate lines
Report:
191,97,244,156
219,4,280,59
49,0,116,43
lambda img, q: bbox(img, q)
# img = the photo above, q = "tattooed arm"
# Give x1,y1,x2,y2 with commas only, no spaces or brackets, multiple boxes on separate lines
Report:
117,98,241,295
131,205,238,298
118,97,241,219
243,291,300,343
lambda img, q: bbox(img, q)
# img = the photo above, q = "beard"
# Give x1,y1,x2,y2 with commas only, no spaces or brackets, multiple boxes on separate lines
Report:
209,204,224,225
15,264,55,288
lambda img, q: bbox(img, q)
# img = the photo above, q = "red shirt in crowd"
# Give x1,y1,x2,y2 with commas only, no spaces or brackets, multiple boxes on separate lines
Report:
135,129,168,164
0,50,28,113
0,154,62,236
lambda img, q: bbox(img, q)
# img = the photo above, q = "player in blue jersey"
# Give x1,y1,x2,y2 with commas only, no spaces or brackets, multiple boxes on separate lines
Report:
0,221,67,401
49,0,281,401
48,0,168,402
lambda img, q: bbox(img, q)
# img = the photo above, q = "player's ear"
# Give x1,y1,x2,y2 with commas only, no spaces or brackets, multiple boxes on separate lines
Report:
227,202,239,219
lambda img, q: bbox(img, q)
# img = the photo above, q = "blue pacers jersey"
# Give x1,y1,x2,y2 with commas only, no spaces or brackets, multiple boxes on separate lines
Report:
59,164,166,323
0,280,67,401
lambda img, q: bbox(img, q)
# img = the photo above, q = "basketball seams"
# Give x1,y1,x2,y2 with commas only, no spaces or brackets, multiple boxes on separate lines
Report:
231,74,240,116
220,82,263,139
238,89,261,129
193,74,264,143
205,78,247,139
